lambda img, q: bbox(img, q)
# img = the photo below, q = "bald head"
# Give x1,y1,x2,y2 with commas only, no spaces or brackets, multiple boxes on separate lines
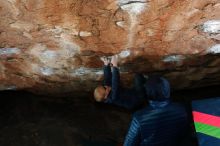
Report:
94,86,106,102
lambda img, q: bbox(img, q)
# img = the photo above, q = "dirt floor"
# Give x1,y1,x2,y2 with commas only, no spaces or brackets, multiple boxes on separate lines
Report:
0,85,219,146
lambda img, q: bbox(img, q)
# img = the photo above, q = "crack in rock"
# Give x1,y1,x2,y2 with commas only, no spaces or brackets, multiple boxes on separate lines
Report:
118,0,147,6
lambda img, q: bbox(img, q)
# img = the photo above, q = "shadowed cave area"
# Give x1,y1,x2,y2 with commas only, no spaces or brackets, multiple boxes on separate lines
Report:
0,0,220,145
0,86,220,146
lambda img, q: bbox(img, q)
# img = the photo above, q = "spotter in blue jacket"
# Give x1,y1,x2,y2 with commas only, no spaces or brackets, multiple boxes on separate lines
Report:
123,76,189,146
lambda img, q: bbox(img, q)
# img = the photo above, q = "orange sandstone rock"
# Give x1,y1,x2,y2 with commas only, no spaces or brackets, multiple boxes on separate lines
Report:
0,0,219,95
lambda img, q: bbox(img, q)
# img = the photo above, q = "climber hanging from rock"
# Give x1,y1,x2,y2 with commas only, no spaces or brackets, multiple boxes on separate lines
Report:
93,55,147,110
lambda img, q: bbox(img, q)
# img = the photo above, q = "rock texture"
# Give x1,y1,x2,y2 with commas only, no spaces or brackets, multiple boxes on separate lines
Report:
0,0,220,95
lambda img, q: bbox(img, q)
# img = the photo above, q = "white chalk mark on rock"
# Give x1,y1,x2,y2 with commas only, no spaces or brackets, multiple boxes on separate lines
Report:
71,67,103,76
119,0,147,15
47,26,63,34
0,85,17,91
127,14,138,48
73,67,103,75
116,21,126,28
79,31,92,37
0,48,21,55
40,67,54,76
203,20,220,34
6,85,17,90
59,33,80,56
207,44,220,54
42,50,57,60
163,55,185,62
146,29,154,36
119,50,131,58
117,0,148,49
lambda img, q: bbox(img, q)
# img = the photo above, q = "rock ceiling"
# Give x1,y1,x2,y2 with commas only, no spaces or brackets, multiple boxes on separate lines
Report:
0,0,219,95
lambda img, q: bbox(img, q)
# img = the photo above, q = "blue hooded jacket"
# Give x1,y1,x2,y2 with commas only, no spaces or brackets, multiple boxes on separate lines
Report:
123,76,188,146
